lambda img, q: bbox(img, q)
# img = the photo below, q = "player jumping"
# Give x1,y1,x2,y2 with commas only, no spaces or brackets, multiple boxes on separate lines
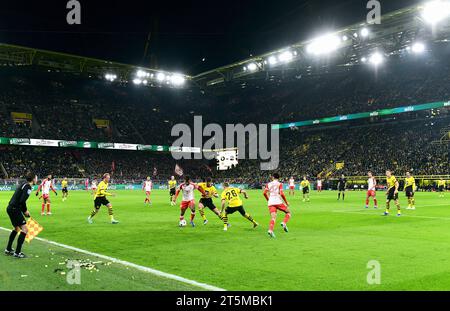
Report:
143,177,153,205
221,182,258,231
87,173,119,224
198,177,224,225
365,171,378,209
173,176,205,227
383,170,401,217
264,173,291,238
36,174,58,216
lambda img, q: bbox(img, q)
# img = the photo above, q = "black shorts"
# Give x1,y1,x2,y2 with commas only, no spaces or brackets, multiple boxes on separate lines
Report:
170,188,176,196
439,186,445,192
62,187,68,193
6,206,26,228
199,198,216,211
405,186,414,198
94,197,110,208
302,187,310,194
339,187,346,192
387,188,399,201
225,205,246,216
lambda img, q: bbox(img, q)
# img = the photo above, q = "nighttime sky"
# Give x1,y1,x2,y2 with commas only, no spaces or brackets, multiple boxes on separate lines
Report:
0,0,421,74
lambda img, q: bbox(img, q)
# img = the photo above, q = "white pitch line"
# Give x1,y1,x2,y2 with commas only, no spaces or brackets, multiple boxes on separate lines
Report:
0,226,225,291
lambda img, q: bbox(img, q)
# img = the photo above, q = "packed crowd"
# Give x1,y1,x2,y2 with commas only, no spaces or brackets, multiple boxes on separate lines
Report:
1,53,449,183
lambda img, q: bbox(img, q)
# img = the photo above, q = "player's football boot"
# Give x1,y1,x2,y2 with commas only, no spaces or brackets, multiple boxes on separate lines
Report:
190,221,195,227
382,212,389,216
87,217,93,224
374,206,378,209
111,219,120,224
13,252,27,259
267,231,276,238
47,212,52,216
4,249,14,256
397,213,401,217
203,219,208,225
253,222,259,229
281,223,289,233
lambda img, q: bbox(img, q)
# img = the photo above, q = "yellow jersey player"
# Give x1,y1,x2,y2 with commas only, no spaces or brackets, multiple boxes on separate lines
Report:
383,170,401,217
197,177,224,225
437,178,446,198
87,173,119,224
169,176,177,205
61,177,69,202
404,172,416,210
300,176,310,202
220,183,258,231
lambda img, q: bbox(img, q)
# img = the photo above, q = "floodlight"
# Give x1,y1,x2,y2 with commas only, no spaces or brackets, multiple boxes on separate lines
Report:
412,42,426,53
171,75,186,86
278,51,294,62
361,57,367,63
422,0,450,24
306,34,341,56
369,52,384,66
360,28,370,37
247,63,258,71
133,78,142,85
156,72,166,82
267,56,278,65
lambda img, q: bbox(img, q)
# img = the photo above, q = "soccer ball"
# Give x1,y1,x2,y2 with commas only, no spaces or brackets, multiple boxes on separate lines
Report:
179,219,187,227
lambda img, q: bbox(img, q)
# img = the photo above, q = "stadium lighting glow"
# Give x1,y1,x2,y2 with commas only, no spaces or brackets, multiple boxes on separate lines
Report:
361,57,367,63
422,0,450,24
104,73,117,82
306,34,341,56
342,35,348,41
369,52,384,66
360,28,370,37
412,42,426,53
142,80,148,85
278,51,294,62
133,78,142,85
156,72,166,82
247,62,258,71
170,74,186,86
268,55,278,65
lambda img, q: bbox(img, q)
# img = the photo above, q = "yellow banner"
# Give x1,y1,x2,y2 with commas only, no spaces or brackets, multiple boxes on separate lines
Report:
93,119,110,128
11,112,32,121
336,162,345,170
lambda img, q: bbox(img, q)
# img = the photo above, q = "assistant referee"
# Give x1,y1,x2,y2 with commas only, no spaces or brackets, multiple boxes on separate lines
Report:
4,172,37,259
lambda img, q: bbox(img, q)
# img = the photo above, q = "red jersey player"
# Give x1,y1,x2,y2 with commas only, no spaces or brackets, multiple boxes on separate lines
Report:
143,177,153,205
365,171,378,209
288,177,295,196
172,176,205,227
264,173,291,238
36,174,58,216
316,178,323,192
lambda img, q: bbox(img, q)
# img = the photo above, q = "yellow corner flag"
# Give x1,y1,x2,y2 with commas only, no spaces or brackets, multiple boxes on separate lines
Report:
25,217,44,243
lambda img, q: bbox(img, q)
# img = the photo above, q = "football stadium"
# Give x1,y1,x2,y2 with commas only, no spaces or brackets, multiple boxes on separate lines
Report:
1,0,450,301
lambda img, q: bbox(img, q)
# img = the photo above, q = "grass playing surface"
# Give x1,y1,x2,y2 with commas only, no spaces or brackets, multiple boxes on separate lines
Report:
1,189,450,291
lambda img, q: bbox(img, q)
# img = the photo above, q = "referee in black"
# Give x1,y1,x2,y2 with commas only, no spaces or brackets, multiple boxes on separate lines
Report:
4,172,37,259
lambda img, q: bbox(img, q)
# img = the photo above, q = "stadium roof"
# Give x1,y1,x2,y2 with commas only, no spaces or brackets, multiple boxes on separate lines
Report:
1,1,450,90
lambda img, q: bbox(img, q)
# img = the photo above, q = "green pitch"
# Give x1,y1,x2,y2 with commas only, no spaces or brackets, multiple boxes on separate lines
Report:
1,189,450,291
